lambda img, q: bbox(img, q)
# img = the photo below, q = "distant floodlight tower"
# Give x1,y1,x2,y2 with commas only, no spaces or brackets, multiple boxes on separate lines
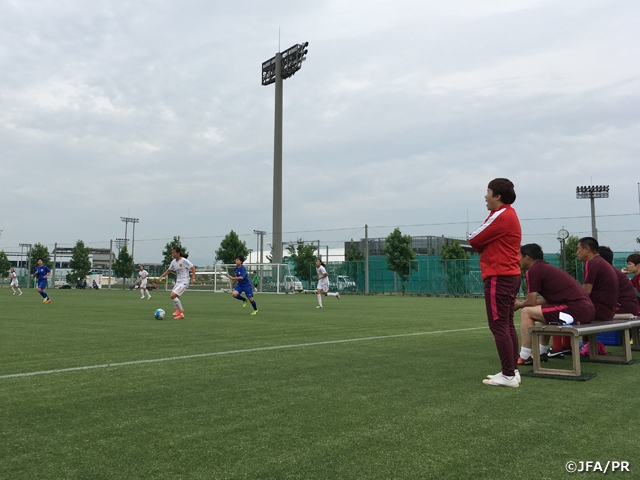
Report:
115,238,128,253
121,217,139,262
262,41,309,263
576,185,609,241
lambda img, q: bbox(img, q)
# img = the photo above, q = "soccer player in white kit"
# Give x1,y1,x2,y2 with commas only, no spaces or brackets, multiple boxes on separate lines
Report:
9,268,22,295
138,265,152,300
314,258,339,308
155,247,196,319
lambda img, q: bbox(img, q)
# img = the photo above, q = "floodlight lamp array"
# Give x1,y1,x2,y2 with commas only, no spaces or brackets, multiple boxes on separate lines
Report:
576,185,609,199
262,42,308,86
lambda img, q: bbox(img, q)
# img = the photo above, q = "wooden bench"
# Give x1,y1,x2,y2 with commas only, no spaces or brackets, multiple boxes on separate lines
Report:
527,314,640,378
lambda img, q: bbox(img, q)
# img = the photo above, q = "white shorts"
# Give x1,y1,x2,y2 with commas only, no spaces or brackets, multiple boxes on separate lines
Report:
140,279,148,289
10,279,18,287
172,282,188,296
316,281,329,293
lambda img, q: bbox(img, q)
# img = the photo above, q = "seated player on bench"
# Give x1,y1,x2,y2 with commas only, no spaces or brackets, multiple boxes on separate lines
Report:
514,243,595,365
598,246,639,315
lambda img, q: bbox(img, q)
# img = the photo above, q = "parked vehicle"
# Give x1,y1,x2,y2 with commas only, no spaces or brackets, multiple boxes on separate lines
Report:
283,275,303,293
336,275,357,292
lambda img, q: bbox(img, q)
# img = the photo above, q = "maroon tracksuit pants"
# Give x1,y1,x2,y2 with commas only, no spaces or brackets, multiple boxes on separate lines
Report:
483,275,521,377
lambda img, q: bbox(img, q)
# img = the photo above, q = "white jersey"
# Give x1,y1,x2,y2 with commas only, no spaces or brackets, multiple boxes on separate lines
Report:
316,265,329,286
10,271,18,286
139,269,149,280
169,257,194,284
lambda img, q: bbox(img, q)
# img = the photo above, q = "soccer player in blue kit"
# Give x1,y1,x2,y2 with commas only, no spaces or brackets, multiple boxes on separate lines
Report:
33,258,52,304
229,255,258,315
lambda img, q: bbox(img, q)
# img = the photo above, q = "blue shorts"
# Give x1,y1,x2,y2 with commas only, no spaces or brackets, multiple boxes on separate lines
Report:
37,280,48,290
234,284,253,297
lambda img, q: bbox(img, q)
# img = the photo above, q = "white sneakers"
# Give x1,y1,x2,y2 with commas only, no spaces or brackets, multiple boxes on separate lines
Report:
483,371,520,387
486,370,521,384
316,306,323,309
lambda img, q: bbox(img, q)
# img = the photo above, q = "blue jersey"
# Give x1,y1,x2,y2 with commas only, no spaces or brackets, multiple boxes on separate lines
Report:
235,265,251,287
33,265,51,281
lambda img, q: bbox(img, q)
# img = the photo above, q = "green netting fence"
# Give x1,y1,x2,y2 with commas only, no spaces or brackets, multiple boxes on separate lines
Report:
293,253,637,295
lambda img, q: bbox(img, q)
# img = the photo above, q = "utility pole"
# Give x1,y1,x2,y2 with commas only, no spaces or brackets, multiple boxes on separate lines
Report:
254,230,266,292
364,225,369,294
52,243,57,286
20,243,32,288
108,239,113,290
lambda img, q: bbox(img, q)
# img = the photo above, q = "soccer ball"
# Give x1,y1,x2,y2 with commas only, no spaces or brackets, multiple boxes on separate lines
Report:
154,308,165,320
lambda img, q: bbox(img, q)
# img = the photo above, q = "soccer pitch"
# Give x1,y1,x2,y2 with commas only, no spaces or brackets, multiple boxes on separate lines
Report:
1,290,638,479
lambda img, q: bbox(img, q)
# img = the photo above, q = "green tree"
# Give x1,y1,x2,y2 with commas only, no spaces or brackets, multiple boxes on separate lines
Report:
284,240,317,285
66,240,92,285
561,235,580,280
383,228,416,294
162,237,189,269
0,251,11,281
345,241,364,262
215,230,249,265
440,240,470,294
29,243,52,271
113,245,135,288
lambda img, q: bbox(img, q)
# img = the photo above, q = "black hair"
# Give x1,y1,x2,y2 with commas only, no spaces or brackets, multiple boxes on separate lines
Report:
487,178,516,205
578,237,599,253
236,255,245,263
520,243,544,260
597,246,614,265
37,257,43,262
172,246,188,258
626,254,640,265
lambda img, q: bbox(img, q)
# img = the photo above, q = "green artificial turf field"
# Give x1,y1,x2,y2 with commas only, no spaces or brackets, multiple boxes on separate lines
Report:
1,289,638,479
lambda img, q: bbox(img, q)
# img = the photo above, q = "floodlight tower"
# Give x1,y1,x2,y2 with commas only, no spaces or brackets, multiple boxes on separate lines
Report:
115,238,128,253
121,217,139,261
576,185,609,241
262,41,309,264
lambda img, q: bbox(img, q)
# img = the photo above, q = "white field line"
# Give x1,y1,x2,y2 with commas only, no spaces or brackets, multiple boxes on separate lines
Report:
0,326,489,380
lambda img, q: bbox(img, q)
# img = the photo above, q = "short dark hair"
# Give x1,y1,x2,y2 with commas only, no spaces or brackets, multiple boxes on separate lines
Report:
597,246,613,265
236,255,245,263
521,243,544,260
626,254,640,265
37,257,43,262
487,178,516,204
578,237,599,253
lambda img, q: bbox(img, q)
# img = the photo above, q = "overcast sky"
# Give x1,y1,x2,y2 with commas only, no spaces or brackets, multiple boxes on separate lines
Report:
1,0,639,266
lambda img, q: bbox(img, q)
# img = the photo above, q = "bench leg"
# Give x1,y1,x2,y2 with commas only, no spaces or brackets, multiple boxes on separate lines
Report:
531,332,580,377
571,335,581,376
588,330,634,363
632,327,640,352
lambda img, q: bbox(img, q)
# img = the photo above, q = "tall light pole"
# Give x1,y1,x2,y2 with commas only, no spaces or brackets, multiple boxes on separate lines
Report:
262,41,308,264
576,185,609,241
254,230,266,264
121,217,139,262
20,243,32,288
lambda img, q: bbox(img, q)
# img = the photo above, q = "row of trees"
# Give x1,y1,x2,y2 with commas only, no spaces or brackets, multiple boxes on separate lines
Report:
4,230,620,289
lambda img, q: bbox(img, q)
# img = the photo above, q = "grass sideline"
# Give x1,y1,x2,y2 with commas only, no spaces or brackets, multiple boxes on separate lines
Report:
1,289,638,479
